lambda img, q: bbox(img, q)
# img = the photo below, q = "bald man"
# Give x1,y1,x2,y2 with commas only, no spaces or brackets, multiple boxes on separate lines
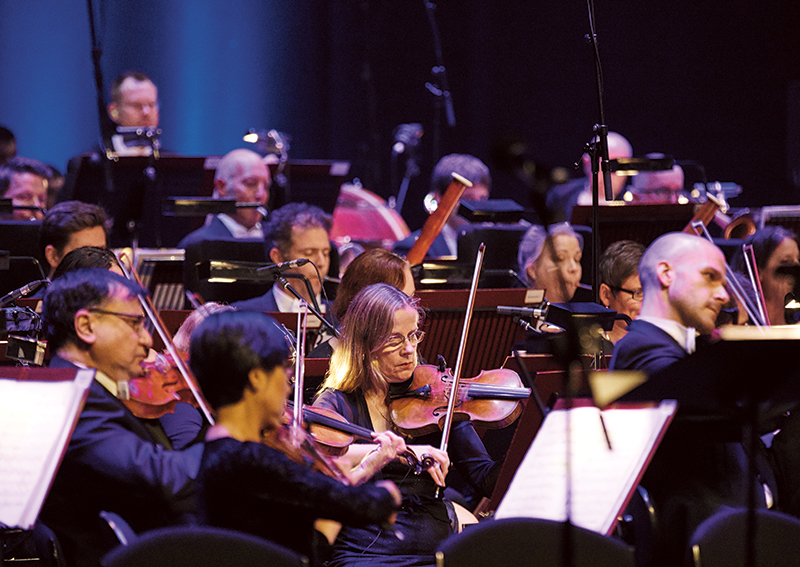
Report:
610,232,729,373
546,131,633,223
178,148,270,247
610,233,769,567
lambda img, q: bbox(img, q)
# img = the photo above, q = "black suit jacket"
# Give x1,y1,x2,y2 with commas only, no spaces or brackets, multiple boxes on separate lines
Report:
229,286,280,312
609,319,687,375
177,216,268,249
40,356,203,567
610,321,763,566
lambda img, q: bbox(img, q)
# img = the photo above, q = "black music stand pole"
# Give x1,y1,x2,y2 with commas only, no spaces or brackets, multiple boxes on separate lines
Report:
274,274,339,338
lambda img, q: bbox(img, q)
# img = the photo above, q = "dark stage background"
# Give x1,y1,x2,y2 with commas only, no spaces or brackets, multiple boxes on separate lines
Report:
2,0,799,231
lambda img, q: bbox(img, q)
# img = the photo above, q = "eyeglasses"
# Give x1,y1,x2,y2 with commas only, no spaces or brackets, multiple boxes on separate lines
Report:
88,308,147,333
382,330,425,351
610,286,644,301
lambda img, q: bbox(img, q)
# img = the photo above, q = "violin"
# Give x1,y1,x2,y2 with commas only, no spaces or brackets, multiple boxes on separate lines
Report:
122,352,198,419
116,251,215,424
287,402,435,475
388,364,531,437
262,419,351,483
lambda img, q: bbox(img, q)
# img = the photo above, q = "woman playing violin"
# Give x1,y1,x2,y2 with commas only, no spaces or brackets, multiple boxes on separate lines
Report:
191,311,402,566
314,283,501,567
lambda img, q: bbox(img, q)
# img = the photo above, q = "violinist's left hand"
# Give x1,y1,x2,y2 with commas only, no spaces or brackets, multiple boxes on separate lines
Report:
407,444,449,487
346,431,408,485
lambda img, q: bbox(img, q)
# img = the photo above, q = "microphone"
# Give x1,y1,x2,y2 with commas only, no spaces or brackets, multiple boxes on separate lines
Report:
256,259,311,275
392,123,423,154
496,305,548,320
0,279,49,308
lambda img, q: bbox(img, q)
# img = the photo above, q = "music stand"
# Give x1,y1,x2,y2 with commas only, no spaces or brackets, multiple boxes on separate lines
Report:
267,160,349,214
415,288,533,378
617,328,800,567
66,155,215,248
183,240,269,305
570,203,694,252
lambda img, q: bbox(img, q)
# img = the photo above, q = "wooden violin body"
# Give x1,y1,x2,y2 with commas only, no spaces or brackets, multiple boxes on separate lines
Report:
388,364,531,436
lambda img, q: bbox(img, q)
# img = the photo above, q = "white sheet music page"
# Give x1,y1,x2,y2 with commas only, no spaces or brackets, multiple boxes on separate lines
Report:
0,369,94,529
494,399,677,535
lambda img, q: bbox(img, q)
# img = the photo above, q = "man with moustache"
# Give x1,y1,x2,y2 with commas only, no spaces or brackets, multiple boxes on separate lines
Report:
611,232,729,372
39,269,202,567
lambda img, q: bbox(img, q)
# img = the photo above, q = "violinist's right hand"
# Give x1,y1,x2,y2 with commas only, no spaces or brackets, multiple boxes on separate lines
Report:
407,444,449,487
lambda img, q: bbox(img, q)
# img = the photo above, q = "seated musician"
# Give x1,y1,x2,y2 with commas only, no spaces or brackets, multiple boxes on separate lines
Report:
39,269,203,567
393,153,491,259
545,131,632,223
626,155,686,204
231,202,333,315
731,225,800,326
314,283,500,567
517,222,583,303
40,201,109,278
308,248,415,358
597,240,645,344
610,233,770,566
190,310,402,566
0,155,50,221
178,148,270,247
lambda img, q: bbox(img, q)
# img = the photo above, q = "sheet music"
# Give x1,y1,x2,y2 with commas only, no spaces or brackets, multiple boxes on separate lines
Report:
495,400,676,535
0,369,94,529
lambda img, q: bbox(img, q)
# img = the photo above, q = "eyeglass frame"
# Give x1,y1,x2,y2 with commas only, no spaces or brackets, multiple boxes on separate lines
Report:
381,329,426,351
87,308,147,332
609,286,644,301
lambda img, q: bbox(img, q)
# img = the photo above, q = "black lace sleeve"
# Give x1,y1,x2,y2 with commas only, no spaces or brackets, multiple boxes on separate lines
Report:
200,438,396,527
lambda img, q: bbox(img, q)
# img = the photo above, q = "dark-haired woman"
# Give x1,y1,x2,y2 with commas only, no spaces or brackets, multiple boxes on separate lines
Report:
191,311,403,565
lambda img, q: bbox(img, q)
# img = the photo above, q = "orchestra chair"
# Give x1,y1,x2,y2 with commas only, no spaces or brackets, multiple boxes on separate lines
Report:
99,511,138,547
435,517,635,567
688,508,800,567
101,525,307,567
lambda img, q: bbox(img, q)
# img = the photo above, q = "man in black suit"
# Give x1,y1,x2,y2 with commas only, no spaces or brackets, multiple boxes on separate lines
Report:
611,232,729,373
60,71,175,247
39,269,202,567
610,233,766,566
178,148,270,248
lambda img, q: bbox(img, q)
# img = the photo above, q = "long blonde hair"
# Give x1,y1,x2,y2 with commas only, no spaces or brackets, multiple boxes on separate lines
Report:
323,283,422,397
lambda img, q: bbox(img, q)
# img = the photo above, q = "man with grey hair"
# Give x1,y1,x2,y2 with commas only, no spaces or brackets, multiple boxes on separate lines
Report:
178,148,270,247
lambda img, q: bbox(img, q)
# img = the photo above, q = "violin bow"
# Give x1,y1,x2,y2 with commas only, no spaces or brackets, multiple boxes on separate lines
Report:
292,301,309,441
689,220,766,327
437,243,486,470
